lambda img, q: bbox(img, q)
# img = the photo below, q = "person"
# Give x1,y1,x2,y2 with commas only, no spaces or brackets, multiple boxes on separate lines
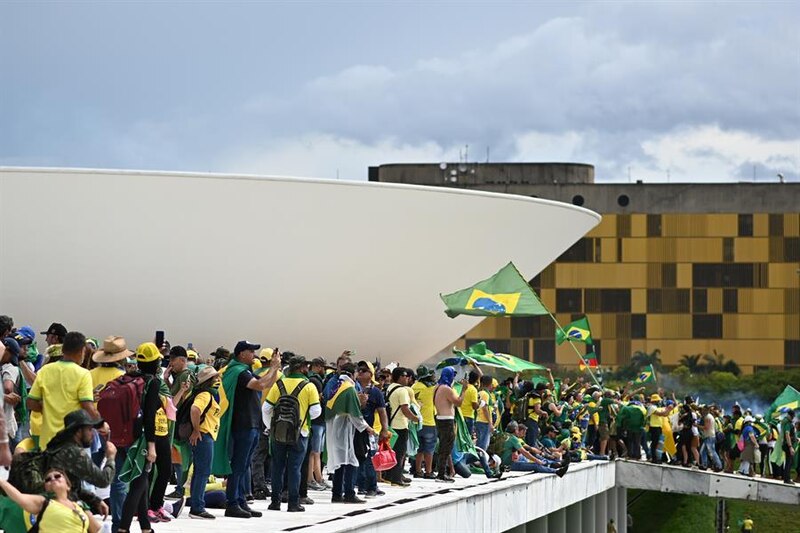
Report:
1,338,22,446
739,416,758,477
433,366,467,482
306,357,328,491
0,343,14,467
475,375,495,452
459,368,481,437
40,322,67,350
594,390,618,457
741,514,754,532
212,340,281,519
44,409,116,518
355,360,388,497
679,401,701,467
526,383,548,446
324,362,373,504
646,394,671,464
779,408,796,484
250,348,282,500
411,366,437,478
385,367,419,486
88,336,128,391
500,421,569,476
0,468,102,532
27,331,98,450
264,354,321,513
699,405,723,471
163,345,194,500
187,367,222,520
617,396,646,460
115,342,164,533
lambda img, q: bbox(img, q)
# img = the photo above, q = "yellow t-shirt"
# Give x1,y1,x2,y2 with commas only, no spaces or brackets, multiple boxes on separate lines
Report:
257,369,283,405
265,375,320,434
460,384,479,419
528,396,542,422
476,390,492,423
387,383,412,430
412,381,436,427
29,361,94,449
89,366,124,391
742,518,753,531
154,398,169,438
192,391,222,440
40,498,89,533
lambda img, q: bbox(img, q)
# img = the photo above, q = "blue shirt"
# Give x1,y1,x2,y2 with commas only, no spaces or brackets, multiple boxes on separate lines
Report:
360,385,385,426
742,424,756,442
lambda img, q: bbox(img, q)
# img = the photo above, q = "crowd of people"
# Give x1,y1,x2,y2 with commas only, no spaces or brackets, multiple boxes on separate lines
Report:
0,314,797,533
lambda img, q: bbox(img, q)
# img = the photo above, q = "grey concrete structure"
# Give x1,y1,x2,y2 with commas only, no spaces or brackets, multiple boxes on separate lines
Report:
370,163,800,214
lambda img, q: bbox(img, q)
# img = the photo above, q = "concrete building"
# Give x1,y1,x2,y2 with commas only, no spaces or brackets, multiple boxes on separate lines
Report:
370,163,800,372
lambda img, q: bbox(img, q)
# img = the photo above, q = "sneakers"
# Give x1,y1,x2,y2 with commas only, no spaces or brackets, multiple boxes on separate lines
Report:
308,481,327,491
556,464,570,478
364,489,385,498
343,495,366,504
169,497,185,519
436,476,455,483
189,510,216,520
288,504,305,512
241,504,262,518
299,496,315,505
156,507,173,522
224,505,252,518
165,488,184,499
147,509,164,523
390,480,411,487
268,502,281,511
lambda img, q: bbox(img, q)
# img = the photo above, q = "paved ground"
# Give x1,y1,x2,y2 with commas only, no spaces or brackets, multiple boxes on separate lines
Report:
150,468,531,533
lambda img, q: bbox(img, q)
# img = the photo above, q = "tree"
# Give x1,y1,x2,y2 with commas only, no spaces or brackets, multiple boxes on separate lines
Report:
631,349,663,371
700,350,741,377
679,354,702,373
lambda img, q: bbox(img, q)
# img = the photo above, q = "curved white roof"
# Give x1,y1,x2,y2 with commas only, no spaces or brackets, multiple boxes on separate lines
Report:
0,167,600,366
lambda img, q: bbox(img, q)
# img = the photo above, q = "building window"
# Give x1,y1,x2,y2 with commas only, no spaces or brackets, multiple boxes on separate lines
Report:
693,263,760,287
585,289,631,313
785,237,800,262
693,314,723,339
786,340,800,366
510,317,534,338
723,289,738,313
647,289,690,313
662,263,677,288
693,289,708,313
558,238,594,262
769,214,784,237
723,238,734,263
647,214,662,237
588,340,601,363
556,289,583,313
738,214,753,237
534,340,555,364
631,314,647,339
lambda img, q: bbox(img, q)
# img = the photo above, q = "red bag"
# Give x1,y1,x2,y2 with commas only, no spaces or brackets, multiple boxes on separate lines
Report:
97,375,147,447
372,438,397,472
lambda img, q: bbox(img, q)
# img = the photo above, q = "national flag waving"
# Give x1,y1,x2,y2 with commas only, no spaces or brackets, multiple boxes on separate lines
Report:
579,352,598,371
440,262,550,318
634,364,657,384
437,341,547,373
766,385,800,420
556,316,593,345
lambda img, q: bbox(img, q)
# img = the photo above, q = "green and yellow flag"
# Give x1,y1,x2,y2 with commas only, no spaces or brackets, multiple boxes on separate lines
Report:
766,385,800,420
437,341,548,373
212,358,250,476
556,316,593,345
440,262,549,318
634,364,657,384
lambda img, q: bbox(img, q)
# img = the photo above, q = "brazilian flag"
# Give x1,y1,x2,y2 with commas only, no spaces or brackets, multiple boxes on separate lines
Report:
634,364,657,384
556,316,593,345
766,385,800,420
440,262,549,318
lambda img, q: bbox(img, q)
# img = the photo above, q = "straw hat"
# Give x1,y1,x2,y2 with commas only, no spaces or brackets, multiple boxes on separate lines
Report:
92,336,134,363
197,366,219,386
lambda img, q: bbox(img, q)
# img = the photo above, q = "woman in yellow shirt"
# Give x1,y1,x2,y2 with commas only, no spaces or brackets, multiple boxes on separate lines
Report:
0,468,102,533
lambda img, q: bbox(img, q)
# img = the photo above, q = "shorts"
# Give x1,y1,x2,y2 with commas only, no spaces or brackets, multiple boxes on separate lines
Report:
598,423,610,440
418,425,438,454
310,424,326,453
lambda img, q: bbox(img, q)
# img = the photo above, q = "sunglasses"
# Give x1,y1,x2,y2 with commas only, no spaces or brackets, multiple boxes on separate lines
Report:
44,473,63,483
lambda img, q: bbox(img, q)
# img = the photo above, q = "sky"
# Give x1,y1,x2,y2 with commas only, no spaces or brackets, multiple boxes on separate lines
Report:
1,1,798,183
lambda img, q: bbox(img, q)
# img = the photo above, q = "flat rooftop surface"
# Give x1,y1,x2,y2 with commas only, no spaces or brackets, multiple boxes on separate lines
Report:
154,462,604,533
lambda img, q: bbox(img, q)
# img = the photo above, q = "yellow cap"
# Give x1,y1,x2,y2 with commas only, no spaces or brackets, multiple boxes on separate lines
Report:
252,358,263,370
186,349,198,361
259,348,274,361
136,342,162,363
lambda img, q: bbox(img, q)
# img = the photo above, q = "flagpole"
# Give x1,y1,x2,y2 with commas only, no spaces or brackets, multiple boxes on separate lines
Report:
547,312,602,388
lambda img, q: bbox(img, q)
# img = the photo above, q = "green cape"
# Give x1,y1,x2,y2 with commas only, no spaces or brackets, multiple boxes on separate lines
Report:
212,358,250,476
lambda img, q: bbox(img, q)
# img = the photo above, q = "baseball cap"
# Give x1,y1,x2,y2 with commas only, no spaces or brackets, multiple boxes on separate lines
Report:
234,340,261,355
40,322,67,338
14,326,36,345
260,348,275,361
186,349,198,361
135,342,163,363
2,337,21,360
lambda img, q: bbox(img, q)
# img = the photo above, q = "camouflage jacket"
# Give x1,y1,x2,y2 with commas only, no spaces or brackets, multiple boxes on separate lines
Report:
47,440,115,510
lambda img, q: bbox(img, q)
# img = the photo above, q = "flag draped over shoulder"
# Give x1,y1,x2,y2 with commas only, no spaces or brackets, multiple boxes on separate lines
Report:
325,379,362,421
634,364,657,384
579,352,598,371
440,262,549,318
766,385,800,421
0,496,33,533
212,358,250,476
556,316,593,345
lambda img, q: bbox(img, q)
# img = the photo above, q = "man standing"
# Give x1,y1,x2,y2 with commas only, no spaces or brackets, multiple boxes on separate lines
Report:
264,355,321,513
432,367,467,482
646,394,671,464
459,368,482,437
306,357,328,491
699,405,723,471
411,366,437,478
325,362,373,504
27,331,98,449
385,367,419,486
618,396,647,460
779,409,796,484
187,367,222,520
213,341,281,518
39,322,67,363
475,375,496,452
355,360,388,496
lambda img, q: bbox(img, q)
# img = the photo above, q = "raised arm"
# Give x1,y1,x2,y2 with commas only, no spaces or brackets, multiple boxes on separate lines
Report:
0,478,45,514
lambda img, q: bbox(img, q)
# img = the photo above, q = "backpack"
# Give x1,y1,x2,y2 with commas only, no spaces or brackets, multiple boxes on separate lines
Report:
512,394,529,423
488,431,510,458
97,374,148,448
8,449,51,494
271,380,309,445
174,390,213,443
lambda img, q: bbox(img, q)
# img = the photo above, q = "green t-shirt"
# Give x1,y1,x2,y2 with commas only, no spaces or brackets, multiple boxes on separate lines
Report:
169,368,196,403
597,397,615,424
501,433,524,466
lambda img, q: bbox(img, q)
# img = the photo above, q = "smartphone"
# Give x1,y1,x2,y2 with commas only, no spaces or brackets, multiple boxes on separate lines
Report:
155,330,165,348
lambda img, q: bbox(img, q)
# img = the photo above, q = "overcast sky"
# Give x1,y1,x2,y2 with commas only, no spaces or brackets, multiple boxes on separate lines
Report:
2,1,798,182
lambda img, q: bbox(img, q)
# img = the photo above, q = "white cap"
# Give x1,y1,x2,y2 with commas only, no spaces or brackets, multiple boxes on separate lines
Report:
744,415,754,423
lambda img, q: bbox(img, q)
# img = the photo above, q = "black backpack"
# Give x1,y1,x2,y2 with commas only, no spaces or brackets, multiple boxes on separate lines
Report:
271,380,309,444
174,390,213,443
512,394,530,423
7,449,51,494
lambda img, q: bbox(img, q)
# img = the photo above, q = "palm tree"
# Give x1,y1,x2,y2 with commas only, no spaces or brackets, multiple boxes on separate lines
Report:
679,354,702,373
699,350,741,376
631,349,663,371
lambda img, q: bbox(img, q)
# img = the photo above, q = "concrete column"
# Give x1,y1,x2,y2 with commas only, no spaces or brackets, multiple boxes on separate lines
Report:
581,495,596,533
607,486,618,528
525,515,547,533
565,501,582,533
616,487,628,533
594,490,608,533
549,507,567,533
505,524,525,533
